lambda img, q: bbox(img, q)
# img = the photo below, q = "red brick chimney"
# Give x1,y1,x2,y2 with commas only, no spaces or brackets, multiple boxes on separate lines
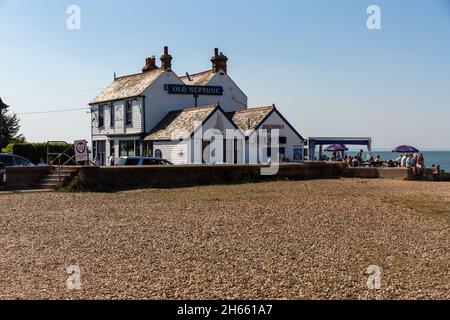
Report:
211,48,228,73
160,46,173,71
142,56,157,72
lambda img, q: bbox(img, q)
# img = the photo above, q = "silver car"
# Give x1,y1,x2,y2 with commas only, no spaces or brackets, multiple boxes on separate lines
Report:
116,156,173,166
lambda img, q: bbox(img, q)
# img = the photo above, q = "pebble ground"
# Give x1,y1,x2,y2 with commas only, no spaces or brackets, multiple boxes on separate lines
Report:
0,179,448,300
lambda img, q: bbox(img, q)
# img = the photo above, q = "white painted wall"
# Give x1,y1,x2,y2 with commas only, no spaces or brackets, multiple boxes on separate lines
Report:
246,110,304,163
191,109,245,164
196,71,248,113
93,69,248,142
153,140,189,165
92,99,143,137
143,69,248,132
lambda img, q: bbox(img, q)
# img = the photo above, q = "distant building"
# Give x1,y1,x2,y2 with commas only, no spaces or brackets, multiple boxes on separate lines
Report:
89,47,304,165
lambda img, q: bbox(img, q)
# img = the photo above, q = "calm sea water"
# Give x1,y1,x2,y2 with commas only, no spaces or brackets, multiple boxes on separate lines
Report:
347,151,450,171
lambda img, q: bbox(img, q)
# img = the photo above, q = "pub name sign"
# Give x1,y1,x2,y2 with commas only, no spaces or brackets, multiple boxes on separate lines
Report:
164,84,224,96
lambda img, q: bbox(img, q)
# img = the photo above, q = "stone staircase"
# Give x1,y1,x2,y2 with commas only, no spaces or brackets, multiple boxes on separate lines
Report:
35,167,80,190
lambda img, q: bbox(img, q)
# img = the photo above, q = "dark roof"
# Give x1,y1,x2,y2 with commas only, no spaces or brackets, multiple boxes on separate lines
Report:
90,68,165,104
227,106,274,133
145,104,220,141
179,70,216,86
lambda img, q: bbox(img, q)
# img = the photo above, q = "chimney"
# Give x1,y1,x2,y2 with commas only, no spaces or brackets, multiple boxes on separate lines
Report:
142,55,157,72
211,48,228,73
160,46,173,71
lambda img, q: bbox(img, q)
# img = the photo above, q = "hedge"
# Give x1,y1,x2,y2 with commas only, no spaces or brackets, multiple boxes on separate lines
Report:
4,142,74,165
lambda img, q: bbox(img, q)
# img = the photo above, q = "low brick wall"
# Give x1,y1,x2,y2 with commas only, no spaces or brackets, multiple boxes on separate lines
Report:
433,172,450,182
343,167,434,180
70,162,343,191
5,166,51,190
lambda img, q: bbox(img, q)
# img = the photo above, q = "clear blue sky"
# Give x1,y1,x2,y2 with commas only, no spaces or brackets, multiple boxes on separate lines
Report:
1,0,449,149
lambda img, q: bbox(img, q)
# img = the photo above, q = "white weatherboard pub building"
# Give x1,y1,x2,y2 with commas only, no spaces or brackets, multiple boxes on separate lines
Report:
89,47,305,165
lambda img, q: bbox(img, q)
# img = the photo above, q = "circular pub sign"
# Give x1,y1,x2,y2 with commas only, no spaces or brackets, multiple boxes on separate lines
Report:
74,140,88,162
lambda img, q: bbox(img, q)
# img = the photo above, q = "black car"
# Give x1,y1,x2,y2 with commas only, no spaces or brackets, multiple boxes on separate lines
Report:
0,162,6,189
0,153,34,167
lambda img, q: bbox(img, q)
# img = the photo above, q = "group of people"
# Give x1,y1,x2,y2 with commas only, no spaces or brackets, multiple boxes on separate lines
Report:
395,153,425,176
321,150,428,177
321,150,385,168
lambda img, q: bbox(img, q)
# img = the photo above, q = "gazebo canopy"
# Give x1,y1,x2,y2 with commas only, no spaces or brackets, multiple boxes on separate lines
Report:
308,137,372,160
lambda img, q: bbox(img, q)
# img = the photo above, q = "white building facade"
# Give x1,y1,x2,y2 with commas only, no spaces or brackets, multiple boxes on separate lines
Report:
90,47,304,165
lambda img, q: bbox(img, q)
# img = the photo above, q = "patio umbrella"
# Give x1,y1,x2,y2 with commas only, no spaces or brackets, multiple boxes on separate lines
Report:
392,145,419,153
324,144,349,152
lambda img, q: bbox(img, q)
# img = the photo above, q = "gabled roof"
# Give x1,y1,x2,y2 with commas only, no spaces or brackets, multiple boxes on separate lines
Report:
227,106,305,141
179,70,216,86
89,68,165,105
145,103,220,141
227,106,275,133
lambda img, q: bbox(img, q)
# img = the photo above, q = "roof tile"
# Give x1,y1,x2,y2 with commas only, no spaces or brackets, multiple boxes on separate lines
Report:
227,106,274,134
145,103,219,141
90,68,165,104
180,70,216,86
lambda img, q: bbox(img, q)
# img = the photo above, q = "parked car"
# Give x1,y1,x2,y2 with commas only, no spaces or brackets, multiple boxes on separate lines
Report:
0,154,34,167
0,162,6,189
116,156,173,166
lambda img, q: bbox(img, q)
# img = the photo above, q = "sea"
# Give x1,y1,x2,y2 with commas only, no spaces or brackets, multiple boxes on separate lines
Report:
346,151,450,172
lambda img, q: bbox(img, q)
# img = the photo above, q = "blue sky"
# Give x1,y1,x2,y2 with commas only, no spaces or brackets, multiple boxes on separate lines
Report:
1,0,449,149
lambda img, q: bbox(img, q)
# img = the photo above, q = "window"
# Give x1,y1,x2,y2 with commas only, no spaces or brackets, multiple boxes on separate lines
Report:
279,137,287,144
125,100,133,126
154,149,162,159
142,159,158,165
98,105,105,128
0,155,14,166
119,140,135,157
14,156,32,166
125,158,140,166
110,104,115,127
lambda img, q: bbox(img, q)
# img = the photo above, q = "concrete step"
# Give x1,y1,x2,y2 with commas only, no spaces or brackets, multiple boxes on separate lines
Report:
35,183,60,190
41,178,63,184
46,173,72,179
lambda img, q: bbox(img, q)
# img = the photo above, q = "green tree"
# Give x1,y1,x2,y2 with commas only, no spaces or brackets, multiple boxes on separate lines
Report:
0,97,23,149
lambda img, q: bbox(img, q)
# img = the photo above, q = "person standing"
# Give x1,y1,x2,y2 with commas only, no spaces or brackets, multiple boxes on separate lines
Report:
109,153,116,166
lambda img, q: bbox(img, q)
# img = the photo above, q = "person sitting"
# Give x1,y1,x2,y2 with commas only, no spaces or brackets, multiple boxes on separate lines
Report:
400,154,408,167
372,155,383,167
410,154,419,176
416,153,425,176
386,160,395,167
405,154,412,168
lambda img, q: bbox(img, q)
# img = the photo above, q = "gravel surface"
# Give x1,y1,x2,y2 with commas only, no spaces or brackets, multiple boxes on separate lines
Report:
0,179,448,300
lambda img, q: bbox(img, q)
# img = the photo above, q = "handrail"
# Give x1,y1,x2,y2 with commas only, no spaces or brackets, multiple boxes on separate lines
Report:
46,141,99,188
47,141,77,187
